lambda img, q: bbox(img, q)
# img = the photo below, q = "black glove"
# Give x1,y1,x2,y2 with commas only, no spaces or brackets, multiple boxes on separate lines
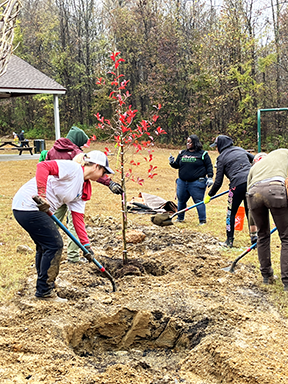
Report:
251,236,257,247
83,246,94,262
109,180,123,195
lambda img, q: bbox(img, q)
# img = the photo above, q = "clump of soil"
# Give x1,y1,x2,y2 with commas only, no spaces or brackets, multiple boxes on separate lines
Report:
0,218,288,384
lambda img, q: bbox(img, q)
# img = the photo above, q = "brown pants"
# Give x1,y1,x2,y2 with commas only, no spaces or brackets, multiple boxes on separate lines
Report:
247,180,288,285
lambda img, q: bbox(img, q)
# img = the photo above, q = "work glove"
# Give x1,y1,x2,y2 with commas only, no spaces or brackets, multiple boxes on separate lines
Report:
169,155,175,164
109,180,123,195
35,196,50,212
204,195,211,204
206,178,214,188
83,246,94,262
251,235,258,247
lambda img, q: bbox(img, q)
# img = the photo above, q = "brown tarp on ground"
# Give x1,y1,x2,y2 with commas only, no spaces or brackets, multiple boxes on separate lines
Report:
127,192,177,214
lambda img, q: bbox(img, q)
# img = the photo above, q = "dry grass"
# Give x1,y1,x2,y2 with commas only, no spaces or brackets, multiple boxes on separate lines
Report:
0,141,286,312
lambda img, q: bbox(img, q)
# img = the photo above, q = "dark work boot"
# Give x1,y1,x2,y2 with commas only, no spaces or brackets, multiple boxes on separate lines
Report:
263,276,275,285
263,270,275,285
219,238,233,248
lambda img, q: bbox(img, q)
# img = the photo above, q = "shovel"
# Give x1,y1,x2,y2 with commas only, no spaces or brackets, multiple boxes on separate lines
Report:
32,196,117,292
222,227,277,273
151,190,229,227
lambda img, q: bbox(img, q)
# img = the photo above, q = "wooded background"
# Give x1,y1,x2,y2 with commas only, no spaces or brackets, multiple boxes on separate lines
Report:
1,0,288,150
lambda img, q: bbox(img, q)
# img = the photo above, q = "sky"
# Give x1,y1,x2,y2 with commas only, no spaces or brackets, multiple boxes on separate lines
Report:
204,0,276,39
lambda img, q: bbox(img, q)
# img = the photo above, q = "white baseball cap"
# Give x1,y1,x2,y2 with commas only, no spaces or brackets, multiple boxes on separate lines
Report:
84,150,114,174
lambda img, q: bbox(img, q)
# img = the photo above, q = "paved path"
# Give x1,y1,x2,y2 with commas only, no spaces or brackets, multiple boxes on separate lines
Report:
0,154,40,162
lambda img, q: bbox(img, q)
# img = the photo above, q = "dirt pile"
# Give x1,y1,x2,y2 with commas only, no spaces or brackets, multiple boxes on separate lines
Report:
0,217,287,383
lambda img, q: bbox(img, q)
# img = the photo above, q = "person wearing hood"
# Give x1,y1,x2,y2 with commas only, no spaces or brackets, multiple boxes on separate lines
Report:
204,135,254,248
169,134,214,225
45,126,89,161
40,126,123,263
43,126,123,194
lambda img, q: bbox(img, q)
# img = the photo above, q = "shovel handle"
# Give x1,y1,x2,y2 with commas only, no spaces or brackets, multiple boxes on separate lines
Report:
171,189,229,219
32,195,117,292
226,226,277,273
227,242,257,273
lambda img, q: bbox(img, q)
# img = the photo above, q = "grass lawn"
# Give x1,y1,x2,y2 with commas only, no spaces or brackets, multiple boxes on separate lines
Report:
0,140,286,313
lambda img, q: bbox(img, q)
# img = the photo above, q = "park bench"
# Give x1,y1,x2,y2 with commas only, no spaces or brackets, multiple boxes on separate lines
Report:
0,146,36,155
17,146,36,155
0,140,35,155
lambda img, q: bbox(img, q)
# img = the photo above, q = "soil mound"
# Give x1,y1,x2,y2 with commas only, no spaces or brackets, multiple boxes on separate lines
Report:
0,219,287,383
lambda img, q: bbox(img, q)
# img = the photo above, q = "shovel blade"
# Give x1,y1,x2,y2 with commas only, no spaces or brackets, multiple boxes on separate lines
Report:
159,219,174,227
151,213,173,227
222,265,235,273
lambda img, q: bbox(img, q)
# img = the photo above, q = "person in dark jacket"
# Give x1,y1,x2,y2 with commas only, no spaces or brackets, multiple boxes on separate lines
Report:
204,135,254,247
169,135,214,224
18,130,29,147
40,126,123,263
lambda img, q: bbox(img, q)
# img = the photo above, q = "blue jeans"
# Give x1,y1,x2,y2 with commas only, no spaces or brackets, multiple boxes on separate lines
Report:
176,178,207,222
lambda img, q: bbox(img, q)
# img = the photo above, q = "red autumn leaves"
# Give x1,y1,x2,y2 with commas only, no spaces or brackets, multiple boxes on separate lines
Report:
94,52,166,184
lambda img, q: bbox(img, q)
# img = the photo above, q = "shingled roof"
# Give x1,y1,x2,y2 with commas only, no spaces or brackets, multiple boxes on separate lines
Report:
0,55,66,98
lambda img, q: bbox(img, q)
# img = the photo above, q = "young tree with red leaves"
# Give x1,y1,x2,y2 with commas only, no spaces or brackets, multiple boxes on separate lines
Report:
94,52,166,263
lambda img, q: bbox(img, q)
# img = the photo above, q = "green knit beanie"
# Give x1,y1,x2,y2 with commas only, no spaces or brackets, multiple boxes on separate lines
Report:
66,126,89,148
39,150,48,162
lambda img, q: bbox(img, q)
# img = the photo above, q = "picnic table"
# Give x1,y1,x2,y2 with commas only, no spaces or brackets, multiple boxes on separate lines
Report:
0,140,35,155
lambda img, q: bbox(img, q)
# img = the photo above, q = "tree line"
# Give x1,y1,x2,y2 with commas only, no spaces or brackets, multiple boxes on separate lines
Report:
1,0,288,150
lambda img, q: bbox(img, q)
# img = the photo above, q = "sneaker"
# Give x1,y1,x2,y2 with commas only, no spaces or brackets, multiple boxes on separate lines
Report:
219,239,233,248
175,219,184,223
263,275,275,285
36,291,68,303
199,220,206,226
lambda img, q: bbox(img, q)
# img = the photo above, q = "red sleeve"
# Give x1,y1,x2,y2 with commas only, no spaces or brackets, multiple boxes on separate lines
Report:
97,175,111,187
36,161,59,197
71,211,90,246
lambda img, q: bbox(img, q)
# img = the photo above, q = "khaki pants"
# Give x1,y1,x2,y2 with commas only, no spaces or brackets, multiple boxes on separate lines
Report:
247,180,288,285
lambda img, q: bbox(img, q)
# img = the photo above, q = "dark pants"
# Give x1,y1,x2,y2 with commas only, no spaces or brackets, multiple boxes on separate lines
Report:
247,180,288,285
176,178,207,222
226,182,249,240
13,210,63,297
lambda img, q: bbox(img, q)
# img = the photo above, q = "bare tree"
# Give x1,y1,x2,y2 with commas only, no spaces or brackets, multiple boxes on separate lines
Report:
0,0,22,76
